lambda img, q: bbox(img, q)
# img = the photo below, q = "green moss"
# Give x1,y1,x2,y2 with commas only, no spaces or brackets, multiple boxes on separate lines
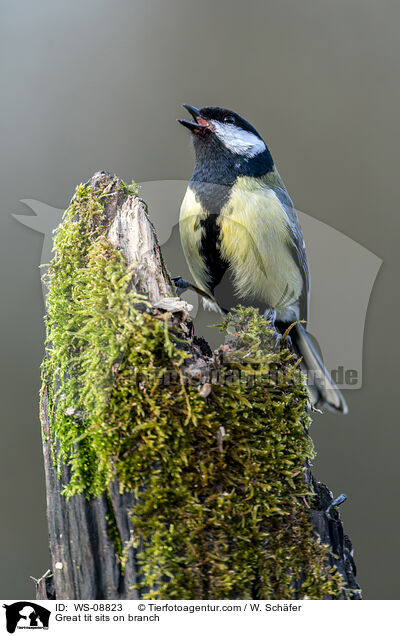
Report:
41,182,348,600
118,178,138,196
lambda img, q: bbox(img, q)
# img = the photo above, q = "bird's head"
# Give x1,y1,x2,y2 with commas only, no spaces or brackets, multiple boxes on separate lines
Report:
178,105,273,178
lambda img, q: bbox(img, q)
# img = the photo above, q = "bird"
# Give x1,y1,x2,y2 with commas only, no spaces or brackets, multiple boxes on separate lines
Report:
176,104,347,414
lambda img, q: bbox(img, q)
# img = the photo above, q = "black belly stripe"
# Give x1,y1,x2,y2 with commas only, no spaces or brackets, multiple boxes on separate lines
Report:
190,180,231,293
199,214,228,292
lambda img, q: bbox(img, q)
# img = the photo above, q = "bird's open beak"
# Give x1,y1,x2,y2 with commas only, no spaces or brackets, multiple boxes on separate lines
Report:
177,104,213,134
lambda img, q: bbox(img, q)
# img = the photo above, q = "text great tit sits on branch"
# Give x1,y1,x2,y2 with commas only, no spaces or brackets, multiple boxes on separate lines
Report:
177,104,347,414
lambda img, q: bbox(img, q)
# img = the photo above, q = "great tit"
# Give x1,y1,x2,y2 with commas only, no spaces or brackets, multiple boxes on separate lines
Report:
177,104,347,414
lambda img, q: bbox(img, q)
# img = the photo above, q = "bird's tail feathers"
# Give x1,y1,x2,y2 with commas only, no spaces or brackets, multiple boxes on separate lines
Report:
290,322,348,414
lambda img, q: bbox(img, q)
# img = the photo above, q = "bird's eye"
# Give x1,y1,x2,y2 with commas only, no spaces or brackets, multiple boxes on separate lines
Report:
224,115,235,124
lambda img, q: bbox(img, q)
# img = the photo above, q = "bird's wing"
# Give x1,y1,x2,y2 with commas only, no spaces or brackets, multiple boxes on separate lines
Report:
271,183,310,323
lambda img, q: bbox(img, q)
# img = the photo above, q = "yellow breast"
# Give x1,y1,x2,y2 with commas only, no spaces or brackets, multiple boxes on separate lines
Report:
218,176,303,310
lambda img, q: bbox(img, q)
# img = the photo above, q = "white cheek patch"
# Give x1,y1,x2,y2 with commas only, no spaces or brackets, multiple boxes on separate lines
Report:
212,121,266,158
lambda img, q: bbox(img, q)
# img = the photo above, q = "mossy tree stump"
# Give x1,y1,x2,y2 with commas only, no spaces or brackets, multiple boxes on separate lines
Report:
37,171,360,600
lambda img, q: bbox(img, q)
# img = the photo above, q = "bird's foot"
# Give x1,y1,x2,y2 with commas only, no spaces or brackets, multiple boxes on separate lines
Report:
326,493,347,519
273,332,283,351
263,308,283,349
172,276,193,294
263,307,276,324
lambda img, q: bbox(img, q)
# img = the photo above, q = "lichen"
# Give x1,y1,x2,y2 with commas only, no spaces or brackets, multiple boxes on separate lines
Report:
41,182,348,600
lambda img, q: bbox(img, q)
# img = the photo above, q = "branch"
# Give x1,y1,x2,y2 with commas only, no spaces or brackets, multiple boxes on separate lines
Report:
37,171,361,600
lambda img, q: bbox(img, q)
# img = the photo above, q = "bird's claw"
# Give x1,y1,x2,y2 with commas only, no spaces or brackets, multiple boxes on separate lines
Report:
172,276,192,291
263,307,277,324
273,331,283,351
326,493,347,518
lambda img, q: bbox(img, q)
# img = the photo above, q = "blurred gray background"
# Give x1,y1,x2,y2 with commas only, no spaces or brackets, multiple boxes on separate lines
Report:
0,0,398,600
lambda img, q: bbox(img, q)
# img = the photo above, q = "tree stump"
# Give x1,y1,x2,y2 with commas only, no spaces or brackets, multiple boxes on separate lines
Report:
37,171,361,600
